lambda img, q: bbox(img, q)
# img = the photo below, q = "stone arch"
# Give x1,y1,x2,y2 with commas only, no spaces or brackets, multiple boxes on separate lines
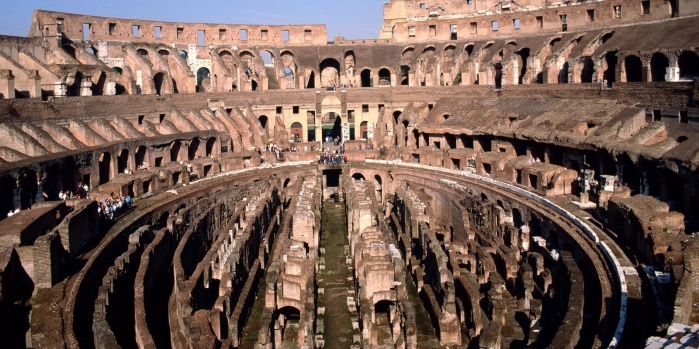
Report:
92,71,107,96
218,50,234,69
196,67,211,91
188,138,200,160
322,112,342,141
117,149,129,174
494,62,503,89
580,56,595,83
360,69,372,87
206,137,217,157
135,146,148,168
283,178,291,188
678,51,699,79
360,121,369,139
378,68,391,86
650,52,669,82
290,122,303,142
602,50,619,84
153,72,166,95
99,152,112,184
170,141,181,162
258,115,269,133
136,48,149,56
251,79,259,91
624,55,643,82
399,65,410,85
260,50,274,66
352,173,366,180
515,48,530,84
319,58,341,87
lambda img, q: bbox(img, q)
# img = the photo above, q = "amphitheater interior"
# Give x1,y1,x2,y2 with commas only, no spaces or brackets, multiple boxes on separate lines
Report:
1,1,699,348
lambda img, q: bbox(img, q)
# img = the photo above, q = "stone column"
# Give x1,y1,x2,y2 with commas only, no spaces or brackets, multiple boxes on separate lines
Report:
28,70,42,98
0,69,15,99
80,75,93,96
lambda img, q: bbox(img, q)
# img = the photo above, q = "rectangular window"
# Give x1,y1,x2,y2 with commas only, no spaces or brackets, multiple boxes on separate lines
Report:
420,3,426,9
587,9,595,22
155,26,162,39
429,25,436,37
470,22,477,34
652,110,661,121
293,106,299,114
282,30,289,41
109,23,116,36
409,26,416,37
614,5,622,18
138,115,144,125
177,27,184,39
240,29,247,41
304,29,312,40
276,106,282,114
560,14,568,31
197,30,205,46
219,29,227,40
536,16,544,28
680,111,688,124
513,18,520,29
491,21,499,31
467,0,472,4
132,25,140,37
261,29,268,40
450,24,457,39
362,104,369,112
83,23,90,40
642,1,651,15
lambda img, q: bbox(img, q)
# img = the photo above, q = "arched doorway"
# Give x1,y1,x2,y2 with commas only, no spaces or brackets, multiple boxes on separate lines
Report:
352,173,366,180
196,67,210,92
99,152,112,184
258,115,269,131
153,72,165,95
378,68,391,86
580,56,594,83
322,112,342,142
117,149,129,174
360,121,368,139
360,69,372,87
283,67,294,89
92,72,107,95
206,138,216,157
137,48,149,56
650,52,669,82
319,58,340,87
70,71,83,96
603,50,618,84
558,62,569,83
517,48,530,84
400,65,410,85
290,122,303,142
188,138,200,160
219,50,234,69
170,141,181,162
135,146,147,168
251,80,258,91
494,62,503,89
678,51,699,79
273,306,302,346
373,300,395,343
624,55,643,82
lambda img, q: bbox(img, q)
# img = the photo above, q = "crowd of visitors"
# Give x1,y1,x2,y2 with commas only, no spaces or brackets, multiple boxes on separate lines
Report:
318,150,347,164
97,193,132,221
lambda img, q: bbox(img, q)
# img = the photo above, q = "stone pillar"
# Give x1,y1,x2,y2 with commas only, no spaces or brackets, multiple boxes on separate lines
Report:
54,80,67,97
28,70,41,98
520,225,530,251
80,75,93,96
0,69,15,99
642,56,652,82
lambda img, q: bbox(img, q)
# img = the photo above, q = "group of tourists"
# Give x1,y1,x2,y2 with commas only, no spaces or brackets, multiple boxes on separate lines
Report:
97,193,132,221
318,150,347,164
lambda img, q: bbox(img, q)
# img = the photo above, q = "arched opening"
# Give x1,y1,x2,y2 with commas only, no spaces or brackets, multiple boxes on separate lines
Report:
322,112,343,142
158,49,169,57
413,129,420,148
516,48,530,84
624,55,643,82
157,211,170,229
650,53,669,82
445,133,457,149
206,138,216,157
580,56,594,83
153,72,165,95
290,122,303,142
352,173,366,180
400,65,410,85
137,49,148,56
678,51,699,79
117,149,129,174
374,300,394,343
196,67,211,92
558,62,569,83
603,50,618,84
92,72,107,96
512,208,524,227
393,111,402,125
259,115,269,131
360,121,368,139
19,170,38,209
319,58,341,87
63,45,77,59
305,70,315,89
135,146,147,168
378,68,391,86
219,50,234,69
178,50,187,60
273,306,302,346
251,80,258,91
170,141,181,162
283,178,291,188
86,46,97,55
188,138,200,160
261,50,274,66
360,69,372,87
70,71,83,97
494,62,503,89
99,152,112,184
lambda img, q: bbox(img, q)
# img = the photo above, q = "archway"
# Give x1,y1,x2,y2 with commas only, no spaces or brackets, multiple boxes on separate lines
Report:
158,49,169,57
558,62,569,83
70,71,83,97
494,63,503,89
92,72,107,96
258,115,269,132
678,51,699,79
170,141,181,162
137,49,148,56
219,50,234,69
373,300,394,343
400,65,410,85
517,48,530,84
393,110,402,125
445,133,457,149
322,112,342,142
378,68,391,86
360,69,372,87
153,72,165,95
360,121,368,139
251,80,258,91
650,53,669,82
188,138,200,160
261,50,274,66
273,306,302,346
374,174,383,203
205,137,216,157
178,50,187,60
580,57,594,83
352,173,366,180
624,55,643,82
117,149,129,174
290,122,303,142
196,67,211,92
99,152,112,184
603,51,618,84
135,146,147,168
319,58,341,87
